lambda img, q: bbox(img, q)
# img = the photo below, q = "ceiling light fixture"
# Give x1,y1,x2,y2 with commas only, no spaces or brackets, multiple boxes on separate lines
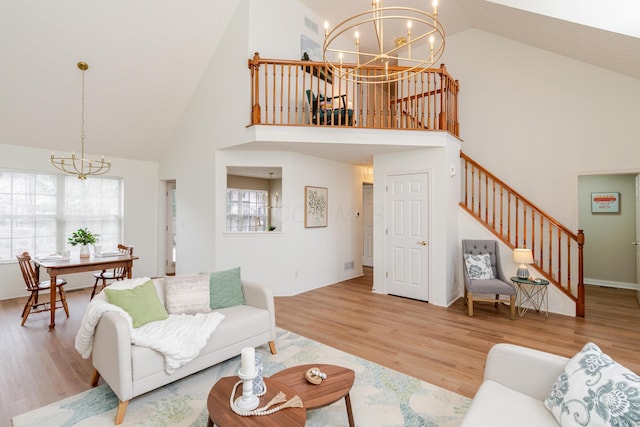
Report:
51,62,111,180
322,0,445,84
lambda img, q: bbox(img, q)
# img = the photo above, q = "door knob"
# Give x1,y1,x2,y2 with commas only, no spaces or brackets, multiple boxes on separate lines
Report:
633,242,640,246
417,241,427,246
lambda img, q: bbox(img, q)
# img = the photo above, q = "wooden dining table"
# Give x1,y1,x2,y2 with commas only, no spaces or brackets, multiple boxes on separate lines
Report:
34,253,139,329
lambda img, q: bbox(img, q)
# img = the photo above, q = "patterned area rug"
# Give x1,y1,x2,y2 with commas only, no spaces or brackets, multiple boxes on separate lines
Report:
13,329,470,426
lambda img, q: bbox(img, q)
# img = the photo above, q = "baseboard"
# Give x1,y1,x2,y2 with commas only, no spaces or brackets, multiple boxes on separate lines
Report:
585,278,639,291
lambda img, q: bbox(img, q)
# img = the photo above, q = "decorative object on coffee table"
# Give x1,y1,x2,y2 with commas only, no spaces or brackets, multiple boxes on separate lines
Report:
304,367,327,385
207,376,306,426
271,363,355,427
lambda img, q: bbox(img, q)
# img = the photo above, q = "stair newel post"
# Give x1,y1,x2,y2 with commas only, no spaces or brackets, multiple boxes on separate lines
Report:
576,229,585,317
248,52,262,125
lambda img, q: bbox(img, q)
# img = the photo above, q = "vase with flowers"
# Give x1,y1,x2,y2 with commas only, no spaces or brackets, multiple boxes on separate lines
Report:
68,227,99,258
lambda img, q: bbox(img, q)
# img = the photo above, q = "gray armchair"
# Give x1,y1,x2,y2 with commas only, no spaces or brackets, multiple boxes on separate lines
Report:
462,239,516,319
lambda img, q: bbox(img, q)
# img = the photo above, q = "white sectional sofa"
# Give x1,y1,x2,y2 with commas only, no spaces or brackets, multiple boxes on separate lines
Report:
89,278,276,425
461,341,640,427
459,343,567,426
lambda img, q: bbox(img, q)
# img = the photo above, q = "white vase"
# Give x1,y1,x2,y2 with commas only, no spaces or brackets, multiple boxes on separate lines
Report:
79,244,90,258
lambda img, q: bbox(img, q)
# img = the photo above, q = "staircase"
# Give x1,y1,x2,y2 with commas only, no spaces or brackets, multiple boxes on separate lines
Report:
460,152,585,316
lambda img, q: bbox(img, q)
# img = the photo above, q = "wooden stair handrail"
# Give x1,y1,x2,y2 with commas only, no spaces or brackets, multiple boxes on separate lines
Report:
460,152,585,316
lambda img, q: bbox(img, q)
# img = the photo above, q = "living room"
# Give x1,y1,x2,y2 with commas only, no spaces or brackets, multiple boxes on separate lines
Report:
2,0,640,425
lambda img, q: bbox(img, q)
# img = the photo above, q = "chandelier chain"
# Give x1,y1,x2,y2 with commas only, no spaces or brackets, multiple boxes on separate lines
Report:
50,61,111,179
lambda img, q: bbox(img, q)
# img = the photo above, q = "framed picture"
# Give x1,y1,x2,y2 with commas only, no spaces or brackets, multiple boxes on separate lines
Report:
591,192,620,213
305,186,328,228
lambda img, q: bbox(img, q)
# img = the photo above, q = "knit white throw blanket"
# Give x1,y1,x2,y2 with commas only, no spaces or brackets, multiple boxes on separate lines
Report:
74,277,225,374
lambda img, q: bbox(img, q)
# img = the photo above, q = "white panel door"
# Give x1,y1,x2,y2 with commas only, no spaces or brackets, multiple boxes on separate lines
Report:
363,184,374,267
386,173,429,301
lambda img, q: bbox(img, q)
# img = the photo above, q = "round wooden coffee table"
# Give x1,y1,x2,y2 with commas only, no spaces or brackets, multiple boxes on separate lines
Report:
270,364,356,427
207,376,306,426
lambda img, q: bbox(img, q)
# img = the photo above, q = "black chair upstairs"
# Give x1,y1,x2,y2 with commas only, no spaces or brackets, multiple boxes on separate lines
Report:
305,90,354,126
462,239,516,319
17,251,69,326
90,244,134,300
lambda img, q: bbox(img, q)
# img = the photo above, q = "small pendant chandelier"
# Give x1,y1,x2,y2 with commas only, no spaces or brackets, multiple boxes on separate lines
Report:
50,61,111,180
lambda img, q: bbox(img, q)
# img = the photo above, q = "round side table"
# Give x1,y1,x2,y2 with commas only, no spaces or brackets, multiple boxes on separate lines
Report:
511,276,550,318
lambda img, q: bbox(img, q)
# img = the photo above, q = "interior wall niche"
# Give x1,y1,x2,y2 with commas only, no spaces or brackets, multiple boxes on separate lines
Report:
226,166,282,233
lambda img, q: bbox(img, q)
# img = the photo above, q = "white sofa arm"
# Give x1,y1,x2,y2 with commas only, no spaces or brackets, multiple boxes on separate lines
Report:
242,280,276,342
484,343,569,400
92,311,135,402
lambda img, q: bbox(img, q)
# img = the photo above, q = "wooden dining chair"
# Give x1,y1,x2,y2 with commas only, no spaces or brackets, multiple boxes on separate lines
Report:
16,251,69,326
90,244,134,300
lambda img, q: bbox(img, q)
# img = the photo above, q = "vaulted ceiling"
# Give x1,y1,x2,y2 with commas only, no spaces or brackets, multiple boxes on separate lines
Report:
2,1,638,163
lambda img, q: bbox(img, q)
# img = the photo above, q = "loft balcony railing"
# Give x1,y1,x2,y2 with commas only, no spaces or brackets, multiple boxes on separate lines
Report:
460,152,585,316
248,52,459,136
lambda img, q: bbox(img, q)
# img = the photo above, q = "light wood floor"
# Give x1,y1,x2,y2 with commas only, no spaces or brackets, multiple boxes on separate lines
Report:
1,268,639,426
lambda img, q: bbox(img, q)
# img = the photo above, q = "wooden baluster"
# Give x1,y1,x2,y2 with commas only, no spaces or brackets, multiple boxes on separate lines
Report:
248,53,261,125
484,174,488,224
507,192,512,242
577,230,585,316
499,185,504,237
279,64,284,125
491,180,496,229
515,198,520,247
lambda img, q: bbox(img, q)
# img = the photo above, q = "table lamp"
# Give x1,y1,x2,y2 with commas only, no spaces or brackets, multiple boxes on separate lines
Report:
513,248,534,279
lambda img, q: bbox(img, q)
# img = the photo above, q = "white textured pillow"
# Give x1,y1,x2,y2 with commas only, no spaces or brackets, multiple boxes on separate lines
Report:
165,273,212,315
544,342,640,427
463,253,495,279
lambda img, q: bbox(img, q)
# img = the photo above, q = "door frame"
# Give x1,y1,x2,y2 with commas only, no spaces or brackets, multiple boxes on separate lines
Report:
382,170,432,301
165,180,176,275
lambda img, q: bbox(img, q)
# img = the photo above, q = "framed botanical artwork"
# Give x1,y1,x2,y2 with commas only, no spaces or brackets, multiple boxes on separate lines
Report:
591,192,620,213
305,186,328,228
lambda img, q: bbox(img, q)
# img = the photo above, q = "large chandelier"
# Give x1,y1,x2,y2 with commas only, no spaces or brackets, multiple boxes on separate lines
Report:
322,0,445,84
51,62,111,180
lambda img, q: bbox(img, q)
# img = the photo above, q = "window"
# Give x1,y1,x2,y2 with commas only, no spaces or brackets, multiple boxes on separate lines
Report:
226,188,268,232
0,169,123,262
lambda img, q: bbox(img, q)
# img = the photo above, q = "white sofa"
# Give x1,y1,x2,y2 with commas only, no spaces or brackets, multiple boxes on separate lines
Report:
460,343,567,427
89,278,277,425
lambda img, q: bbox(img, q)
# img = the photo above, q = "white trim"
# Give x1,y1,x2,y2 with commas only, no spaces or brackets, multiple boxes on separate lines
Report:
585,278,639,290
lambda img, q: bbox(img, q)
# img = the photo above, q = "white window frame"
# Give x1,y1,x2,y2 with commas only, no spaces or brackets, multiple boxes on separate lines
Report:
226,188,268,232
0,169,123,262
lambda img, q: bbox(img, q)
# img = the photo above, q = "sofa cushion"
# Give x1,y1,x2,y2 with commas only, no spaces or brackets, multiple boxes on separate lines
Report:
165,273,212,315
464,253,495,279
104,280,168,328
460,379,558,427
544,342,640,427
210,266,245,309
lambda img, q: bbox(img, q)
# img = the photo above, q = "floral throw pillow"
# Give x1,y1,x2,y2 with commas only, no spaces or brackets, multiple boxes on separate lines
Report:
544,342,640,427
463,253,495,280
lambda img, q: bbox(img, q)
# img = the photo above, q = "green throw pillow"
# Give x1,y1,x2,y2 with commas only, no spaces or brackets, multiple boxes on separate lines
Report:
210,266,245,309
104,280,169,328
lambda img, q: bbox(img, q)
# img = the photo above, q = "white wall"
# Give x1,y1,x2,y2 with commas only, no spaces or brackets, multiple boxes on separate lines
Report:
158,0,247,275
442,29,640,230
159,0,366,294
372,133,461,307
216,150,364,295
0,144,159,299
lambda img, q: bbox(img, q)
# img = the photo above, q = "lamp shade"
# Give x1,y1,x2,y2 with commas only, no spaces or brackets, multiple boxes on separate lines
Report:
513,248,534,264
